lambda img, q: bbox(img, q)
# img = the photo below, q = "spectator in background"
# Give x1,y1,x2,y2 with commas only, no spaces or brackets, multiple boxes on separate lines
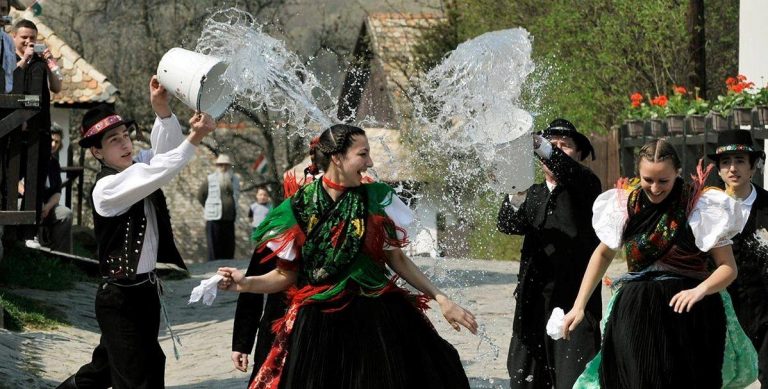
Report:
22,124,72,252
12,19,62,237
198,154,240,261
0,1,27,93
248,186,272,236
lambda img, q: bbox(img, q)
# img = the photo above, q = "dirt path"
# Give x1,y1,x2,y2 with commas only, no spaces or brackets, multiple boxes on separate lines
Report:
0,257,758,388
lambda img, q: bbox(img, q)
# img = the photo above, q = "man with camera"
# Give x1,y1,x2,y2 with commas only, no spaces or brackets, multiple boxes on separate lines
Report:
12,19,62,234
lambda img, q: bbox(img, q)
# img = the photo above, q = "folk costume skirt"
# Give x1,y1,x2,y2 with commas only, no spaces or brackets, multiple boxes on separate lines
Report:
276,291,470,389
574,276,758,389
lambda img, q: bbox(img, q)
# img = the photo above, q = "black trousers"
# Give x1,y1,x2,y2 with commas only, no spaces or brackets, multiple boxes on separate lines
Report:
247,293,287,385
507,310,600,389
57,278,165,389
206,219,235,261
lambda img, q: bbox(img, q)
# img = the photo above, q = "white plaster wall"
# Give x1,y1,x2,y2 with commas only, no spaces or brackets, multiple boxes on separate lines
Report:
740,1,768,182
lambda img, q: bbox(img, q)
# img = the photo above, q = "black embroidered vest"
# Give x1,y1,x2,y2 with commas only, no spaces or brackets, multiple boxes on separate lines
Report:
92,166,186,279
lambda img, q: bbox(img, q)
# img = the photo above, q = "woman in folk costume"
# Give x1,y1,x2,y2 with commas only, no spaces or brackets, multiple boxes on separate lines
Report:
710,130,768,387
218,124,477,389
562,139,758,388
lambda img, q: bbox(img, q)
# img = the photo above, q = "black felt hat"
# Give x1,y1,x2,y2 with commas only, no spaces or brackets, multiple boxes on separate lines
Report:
707,129,765,162
539,118,595,161
79,104,135,148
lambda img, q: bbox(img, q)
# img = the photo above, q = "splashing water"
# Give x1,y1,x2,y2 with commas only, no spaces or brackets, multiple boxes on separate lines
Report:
188,10,544,387
194,8,338,133
411,28,536,195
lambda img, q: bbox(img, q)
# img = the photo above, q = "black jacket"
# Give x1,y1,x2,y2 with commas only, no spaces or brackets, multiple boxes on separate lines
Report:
728,184,768,342
497,147,602,357
232,248,287,380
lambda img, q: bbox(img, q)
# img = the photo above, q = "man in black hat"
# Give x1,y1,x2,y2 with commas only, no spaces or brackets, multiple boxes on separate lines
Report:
56,76,216,389
709,129,768,387
497,118,602,389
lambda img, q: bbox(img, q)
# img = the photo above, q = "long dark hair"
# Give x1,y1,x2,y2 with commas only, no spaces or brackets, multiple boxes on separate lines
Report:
310,124,366,172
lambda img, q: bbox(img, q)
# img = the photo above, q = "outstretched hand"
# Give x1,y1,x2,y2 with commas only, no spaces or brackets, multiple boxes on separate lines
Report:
436,294,478,334
217,267,245,292
561,308,584,340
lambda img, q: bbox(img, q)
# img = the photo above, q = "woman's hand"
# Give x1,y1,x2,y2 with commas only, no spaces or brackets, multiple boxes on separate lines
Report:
562,308,584,340
436,294,478,334
217,267,245,291
669,285,707,313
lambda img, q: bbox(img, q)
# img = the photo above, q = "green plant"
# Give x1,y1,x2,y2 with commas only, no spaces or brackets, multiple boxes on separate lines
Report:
0,292,68,331
687,87,710,115
649,94,669,118
0,243,83,290
754,84,768,107
666,85,689,115
712,74,756,114
624,92,651,120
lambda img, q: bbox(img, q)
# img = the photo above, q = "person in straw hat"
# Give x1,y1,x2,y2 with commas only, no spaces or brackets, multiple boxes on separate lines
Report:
56,76,216,389
709,129,768,387
198,153,240,261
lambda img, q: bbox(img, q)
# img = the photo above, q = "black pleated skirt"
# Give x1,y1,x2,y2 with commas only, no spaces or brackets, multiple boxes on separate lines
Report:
279,292,470,389
599,277,726,389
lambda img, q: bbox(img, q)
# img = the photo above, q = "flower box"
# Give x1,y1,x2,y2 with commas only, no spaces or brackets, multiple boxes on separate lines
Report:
707,111,729,131
649,119,665,137
625,120,644,137
666,115,684,135
686,114,705,134
755,106,768,129
732,107,753,129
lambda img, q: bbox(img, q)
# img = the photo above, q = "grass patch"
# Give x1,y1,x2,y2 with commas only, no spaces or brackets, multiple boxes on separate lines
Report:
0,291,68,331
466,191,523,261
0,243,84,290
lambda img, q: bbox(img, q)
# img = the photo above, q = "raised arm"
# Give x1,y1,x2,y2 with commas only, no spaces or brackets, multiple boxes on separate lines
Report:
93,113,216,217
384,248,478,334
149,76,187,155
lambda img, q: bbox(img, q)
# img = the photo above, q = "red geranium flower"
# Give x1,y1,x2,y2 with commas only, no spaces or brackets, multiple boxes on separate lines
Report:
651,95,669,107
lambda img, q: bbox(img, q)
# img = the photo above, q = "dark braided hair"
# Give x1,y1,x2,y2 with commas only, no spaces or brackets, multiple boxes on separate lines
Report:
311,124,366,172
636,138,681,174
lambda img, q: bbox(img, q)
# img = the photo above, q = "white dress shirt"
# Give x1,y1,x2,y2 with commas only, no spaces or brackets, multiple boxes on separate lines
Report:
92,114,196,274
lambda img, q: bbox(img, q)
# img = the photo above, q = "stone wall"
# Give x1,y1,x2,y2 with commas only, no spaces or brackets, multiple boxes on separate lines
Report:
78,144,265,264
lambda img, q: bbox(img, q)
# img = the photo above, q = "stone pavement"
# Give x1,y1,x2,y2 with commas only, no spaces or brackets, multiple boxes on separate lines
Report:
0,257,759,388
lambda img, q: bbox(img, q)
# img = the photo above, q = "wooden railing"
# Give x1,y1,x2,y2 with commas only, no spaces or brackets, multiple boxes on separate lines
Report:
0,94,42,225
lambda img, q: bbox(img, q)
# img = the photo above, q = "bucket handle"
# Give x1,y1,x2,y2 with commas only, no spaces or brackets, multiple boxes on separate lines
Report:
196,75,206,113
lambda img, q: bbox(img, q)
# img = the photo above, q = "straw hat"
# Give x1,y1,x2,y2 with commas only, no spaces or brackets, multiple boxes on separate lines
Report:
215,154,232,165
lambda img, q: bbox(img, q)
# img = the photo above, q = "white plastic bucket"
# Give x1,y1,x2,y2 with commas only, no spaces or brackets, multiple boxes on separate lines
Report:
490,135,534,194
157,48,234,119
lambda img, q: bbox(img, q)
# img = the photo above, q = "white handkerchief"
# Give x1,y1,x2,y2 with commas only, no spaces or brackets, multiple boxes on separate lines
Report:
546,307,565,340
188,274,224,306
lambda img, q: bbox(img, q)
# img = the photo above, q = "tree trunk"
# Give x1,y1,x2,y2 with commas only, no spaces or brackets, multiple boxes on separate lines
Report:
687,0,706,98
